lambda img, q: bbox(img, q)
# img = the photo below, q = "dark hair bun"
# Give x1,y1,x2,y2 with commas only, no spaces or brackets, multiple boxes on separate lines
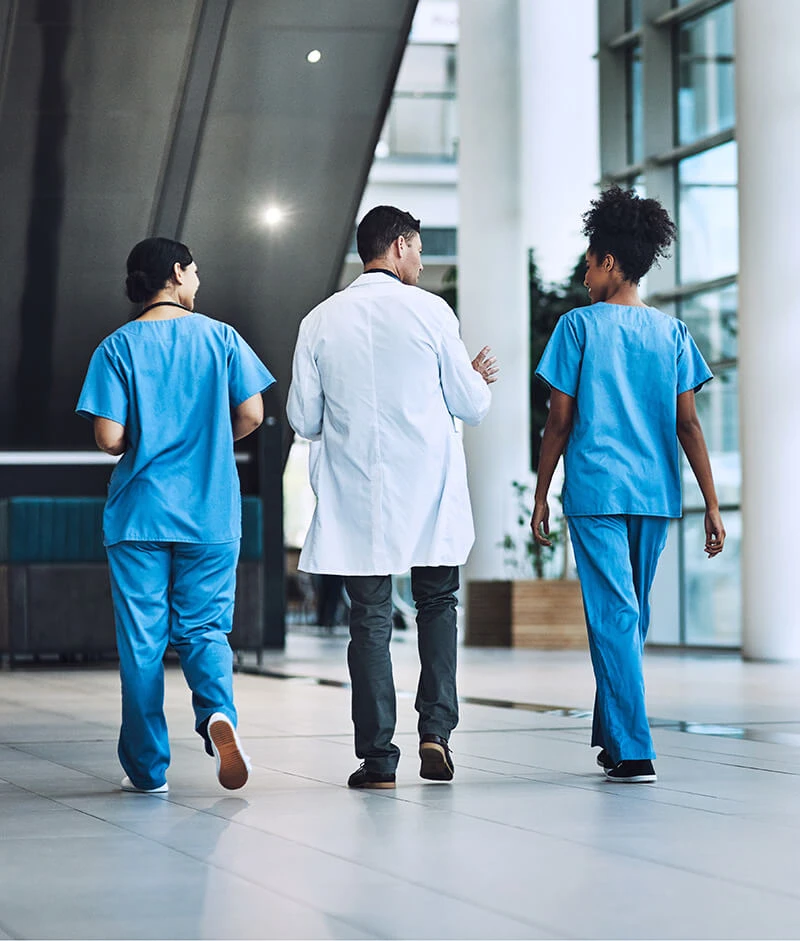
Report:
125,269,158,303
582,185,676,283
124,237,193,305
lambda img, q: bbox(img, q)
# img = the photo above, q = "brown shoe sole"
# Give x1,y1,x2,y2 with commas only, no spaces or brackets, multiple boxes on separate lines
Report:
209,718,249,790
349,779,396,790
419,741,454,781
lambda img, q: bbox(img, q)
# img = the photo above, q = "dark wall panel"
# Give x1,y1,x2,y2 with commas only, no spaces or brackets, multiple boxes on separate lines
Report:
0,0,416,453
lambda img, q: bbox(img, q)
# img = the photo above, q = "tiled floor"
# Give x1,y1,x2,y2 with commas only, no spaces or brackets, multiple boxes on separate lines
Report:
2,634,800,939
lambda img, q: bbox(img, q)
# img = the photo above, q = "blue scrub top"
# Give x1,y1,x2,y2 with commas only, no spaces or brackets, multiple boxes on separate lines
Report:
535,302,712,518
76,313,275,546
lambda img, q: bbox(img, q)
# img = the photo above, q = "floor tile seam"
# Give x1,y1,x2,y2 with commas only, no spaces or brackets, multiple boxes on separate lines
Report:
238,665,800,740
189,784,800,916
0,801,373,940
90,805,567,940
366,797,800,904
475,728,800,777
651,739,800,765
381,764,745,818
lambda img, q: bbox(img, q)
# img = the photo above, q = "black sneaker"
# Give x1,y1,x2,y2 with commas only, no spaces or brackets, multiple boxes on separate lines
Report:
604,759,656,783
419,734,455,781
596,749,614,770
347,763,396,789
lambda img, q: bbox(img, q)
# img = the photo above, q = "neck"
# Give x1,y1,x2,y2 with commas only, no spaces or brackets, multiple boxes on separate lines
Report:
137,291,191,320
603,281,644,306
364,260,401,280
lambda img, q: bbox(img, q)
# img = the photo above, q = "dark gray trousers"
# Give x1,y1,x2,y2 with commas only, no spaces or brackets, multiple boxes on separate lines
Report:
343,566,459,773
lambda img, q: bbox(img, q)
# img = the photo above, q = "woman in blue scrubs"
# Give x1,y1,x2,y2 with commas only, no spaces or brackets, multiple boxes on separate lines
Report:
77,237,275,793
532,187,725,783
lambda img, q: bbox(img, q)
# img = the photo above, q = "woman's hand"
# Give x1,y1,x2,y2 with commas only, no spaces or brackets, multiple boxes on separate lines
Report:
704,507,725,557
531,500,551,547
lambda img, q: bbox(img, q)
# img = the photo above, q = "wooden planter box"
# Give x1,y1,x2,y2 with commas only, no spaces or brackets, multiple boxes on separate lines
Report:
466,579,587,649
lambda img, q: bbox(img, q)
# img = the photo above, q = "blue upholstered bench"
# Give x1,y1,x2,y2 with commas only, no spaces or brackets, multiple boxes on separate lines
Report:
0,497,265,660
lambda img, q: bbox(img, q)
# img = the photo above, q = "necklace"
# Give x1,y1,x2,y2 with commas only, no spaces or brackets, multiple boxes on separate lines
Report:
139,300,191,316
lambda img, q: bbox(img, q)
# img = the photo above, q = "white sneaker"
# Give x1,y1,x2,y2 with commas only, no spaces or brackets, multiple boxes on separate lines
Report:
208,713,251,790
120,775,169,794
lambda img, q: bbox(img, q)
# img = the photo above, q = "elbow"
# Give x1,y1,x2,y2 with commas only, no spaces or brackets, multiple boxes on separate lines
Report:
461,403,490,427
546,416,573,440
95,433,125,456
98,440,125,456
677,417,701,441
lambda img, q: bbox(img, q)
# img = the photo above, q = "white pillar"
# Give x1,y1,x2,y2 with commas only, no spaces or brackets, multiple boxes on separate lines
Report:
459,0,598,585
459,0,527,582
737,0,800,660
519,0,599,285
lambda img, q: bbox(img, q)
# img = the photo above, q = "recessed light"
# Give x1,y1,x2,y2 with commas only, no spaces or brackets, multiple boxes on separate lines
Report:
307,49,322,64
262,205,285,227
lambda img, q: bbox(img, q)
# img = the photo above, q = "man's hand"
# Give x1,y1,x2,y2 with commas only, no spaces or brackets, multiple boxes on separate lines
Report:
704,507,725,558
472,346,499,385
531,500,551,547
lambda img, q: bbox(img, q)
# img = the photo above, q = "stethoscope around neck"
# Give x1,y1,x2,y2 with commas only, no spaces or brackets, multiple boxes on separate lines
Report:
139,300,191,316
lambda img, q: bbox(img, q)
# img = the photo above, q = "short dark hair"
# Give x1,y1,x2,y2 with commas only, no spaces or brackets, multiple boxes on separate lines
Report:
582,185,676,283
125,237,193,303
356,205,421,264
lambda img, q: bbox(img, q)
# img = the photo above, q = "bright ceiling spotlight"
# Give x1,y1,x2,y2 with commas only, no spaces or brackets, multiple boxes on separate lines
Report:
306,49,322,64
262,205,285,227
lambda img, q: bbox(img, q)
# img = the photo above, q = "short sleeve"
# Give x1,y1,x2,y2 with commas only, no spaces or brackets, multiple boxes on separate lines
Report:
75,345,129,424
535,312,584,398
227,329,276,407
676,325,713,394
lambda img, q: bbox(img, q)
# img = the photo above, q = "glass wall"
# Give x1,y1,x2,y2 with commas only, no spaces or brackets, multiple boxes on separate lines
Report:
678,141,738,283
376,43,457,161
599,0,739,647
676,2,735,145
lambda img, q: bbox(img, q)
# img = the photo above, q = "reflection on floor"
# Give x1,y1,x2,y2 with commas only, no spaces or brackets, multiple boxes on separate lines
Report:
2,635,800,939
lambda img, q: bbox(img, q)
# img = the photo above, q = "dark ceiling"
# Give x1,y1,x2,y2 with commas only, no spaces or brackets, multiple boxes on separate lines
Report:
0,0,416,452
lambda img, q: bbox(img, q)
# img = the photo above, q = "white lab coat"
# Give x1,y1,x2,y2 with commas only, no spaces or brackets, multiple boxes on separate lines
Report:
287,272,491,575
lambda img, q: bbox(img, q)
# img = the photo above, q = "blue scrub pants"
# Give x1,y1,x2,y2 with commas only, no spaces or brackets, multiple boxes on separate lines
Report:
567,515,669,766
106,540,240,790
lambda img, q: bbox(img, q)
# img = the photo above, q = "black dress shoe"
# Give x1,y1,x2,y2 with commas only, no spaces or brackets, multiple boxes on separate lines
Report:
596,748,614,770
419,734,454,781
347,763,396,789
604,759,657,783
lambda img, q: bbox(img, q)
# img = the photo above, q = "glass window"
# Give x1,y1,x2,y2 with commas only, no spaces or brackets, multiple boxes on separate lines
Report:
626,43,643,165
377,43,457,161
676,3,735,145
679,282,737,365
678,141,738,284
626,0,643,31
682,364,740,510
682,509,741,646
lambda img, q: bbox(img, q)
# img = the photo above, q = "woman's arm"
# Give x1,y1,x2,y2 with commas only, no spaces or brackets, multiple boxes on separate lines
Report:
531,389,575,546
676,389,725,557
94,417,126,456
232,393,264,441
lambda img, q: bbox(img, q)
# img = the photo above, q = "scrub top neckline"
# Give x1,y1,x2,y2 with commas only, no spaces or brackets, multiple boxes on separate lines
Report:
131,312,197,324
594,301,651,310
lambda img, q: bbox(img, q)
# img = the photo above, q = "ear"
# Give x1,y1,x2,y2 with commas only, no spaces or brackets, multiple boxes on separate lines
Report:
172,261,184,284
395,235,406,257
603,253,616,273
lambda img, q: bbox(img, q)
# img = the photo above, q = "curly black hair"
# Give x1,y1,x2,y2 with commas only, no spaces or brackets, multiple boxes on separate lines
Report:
582,185,676,283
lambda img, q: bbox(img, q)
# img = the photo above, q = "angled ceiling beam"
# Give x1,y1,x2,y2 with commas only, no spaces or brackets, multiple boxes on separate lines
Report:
150,0,233,239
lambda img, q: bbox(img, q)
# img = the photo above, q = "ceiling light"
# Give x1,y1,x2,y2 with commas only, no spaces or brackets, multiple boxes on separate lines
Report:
306,49,322,64
262,205,285,227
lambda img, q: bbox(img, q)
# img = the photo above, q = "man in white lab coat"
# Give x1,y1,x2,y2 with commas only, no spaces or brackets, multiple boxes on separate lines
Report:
287,206,496,789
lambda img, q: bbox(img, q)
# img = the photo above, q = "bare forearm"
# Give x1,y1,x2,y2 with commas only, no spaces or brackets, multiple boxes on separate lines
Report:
535,424,571,503
678,422,719,510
